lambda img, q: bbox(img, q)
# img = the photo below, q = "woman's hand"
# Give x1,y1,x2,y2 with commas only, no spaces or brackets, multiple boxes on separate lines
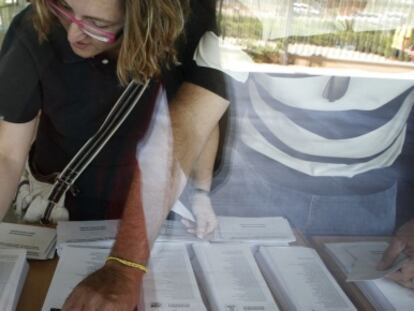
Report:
378,218,414,289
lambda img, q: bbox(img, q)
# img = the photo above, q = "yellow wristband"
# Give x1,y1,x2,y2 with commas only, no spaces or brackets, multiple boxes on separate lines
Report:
106,256,148,273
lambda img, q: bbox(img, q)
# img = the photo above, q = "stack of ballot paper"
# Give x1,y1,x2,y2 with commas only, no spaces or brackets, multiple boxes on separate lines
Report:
157,220,209,243
57,219,119,245
0,248,29,311
0,223,56,260
213,216,295,244
325,241,414,311
255,246,356,311
191,243,280,311
159,216,296,245
56,219,198,250
55,199,196,250
59,216,296,247
43,243,207,311
140,243,207,311
56,219,118,254
57,219,199,247
42,244,109,311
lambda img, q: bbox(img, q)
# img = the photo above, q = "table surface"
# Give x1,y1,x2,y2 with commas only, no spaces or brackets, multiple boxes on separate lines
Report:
17,258,58,311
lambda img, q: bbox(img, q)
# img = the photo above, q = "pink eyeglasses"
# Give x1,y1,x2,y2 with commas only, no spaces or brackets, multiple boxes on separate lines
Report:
47,0,122,43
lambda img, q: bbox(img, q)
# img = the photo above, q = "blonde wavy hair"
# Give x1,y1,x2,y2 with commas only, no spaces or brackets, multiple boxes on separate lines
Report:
32,0,189,84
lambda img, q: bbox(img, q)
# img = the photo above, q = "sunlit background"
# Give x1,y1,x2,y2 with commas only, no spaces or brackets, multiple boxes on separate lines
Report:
217,0,414,71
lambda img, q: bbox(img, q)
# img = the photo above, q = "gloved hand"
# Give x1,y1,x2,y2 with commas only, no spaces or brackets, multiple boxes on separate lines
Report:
181,191,218,239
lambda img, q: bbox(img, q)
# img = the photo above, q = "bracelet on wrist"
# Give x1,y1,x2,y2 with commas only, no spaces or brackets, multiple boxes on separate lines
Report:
106,256,148,273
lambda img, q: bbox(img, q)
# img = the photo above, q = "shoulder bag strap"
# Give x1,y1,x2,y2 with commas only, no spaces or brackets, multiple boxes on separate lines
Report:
41,80,150,223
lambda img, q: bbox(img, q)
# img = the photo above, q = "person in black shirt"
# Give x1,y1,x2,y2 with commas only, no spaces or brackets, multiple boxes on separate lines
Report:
0,0,229,309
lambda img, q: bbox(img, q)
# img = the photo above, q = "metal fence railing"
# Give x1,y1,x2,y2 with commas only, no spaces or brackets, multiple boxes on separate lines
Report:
218,0,414,66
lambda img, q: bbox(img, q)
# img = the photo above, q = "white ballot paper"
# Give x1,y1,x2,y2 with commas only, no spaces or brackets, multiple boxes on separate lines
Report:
326,241,414,311
159,216,296,244
56,216,296,247
0,223,56,260
57,219,201,248
42,245,109,311
157,220,207,243
191,243,280,311
55,198,193,248
140,243,206,311
43,243,206,311
334,241,409,282
213,216,296,244
256,246,356,311
171,200,195,222
56,219,119,253
0,248,29,311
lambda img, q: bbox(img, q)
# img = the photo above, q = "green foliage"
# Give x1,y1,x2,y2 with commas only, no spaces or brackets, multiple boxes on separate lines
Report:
219,11,412,63
219,14,262,40
244,43,283,63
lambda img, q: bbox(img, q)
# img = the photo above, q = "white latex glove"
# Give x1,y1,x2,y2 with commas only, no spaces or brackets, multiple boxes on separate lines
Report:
181,192,218,239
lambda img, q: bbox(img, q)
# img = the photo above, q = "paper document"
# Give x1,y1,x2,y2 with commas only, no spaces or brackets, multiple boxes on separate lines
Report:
256,246,356,311
42,245,110,311
0,223,56,259
327,242,408,281
56,219,119,253
57,219,202,248
159,216,296,245
326,241,414,311
141,243,206,310
57,219,119,244
171,200,195,222
44,243,206,311
213,216,296,244
157,220,204,243
192,243,279,311
56,216,295,247
0,248,28,311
